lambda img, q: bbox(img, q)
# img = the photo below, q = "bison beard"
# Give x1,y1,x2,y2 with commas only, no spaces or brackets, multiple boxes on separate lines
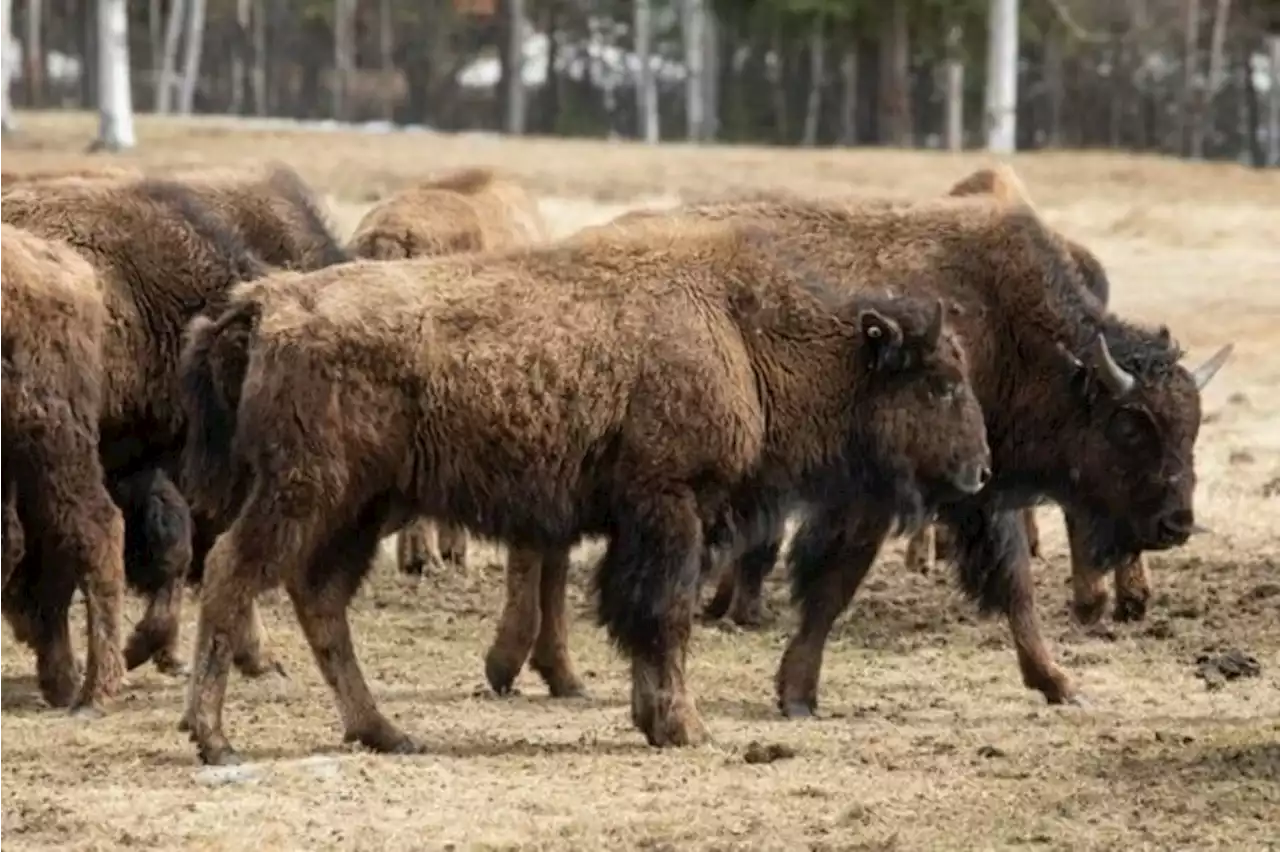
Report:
176,220,990,763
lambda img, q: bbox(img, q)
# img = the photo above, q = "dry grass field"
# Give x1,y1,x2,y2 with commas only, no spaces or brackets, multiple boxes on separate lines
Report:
2,111,1278,851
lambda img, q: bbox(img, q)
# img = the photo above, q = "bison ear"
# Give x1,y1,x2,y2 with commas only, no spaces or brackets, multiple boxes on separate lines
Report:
859,308,904,371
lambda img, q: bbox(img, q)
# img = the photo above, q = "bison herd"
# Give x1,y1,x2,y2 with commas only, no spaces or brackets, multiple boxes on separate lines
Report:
0,159,1233,767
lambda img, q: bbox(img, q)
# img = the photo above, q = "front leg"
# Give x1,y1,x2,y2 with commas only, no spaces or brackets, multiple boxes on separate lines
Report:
775,508,892,718
1064,508,1150,624
941,503,1077,704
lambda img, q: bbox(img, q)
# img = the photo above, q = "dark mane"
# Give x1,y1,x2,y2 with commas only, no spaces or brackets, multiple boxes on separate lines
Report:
137,179,268,285
262,164,350,268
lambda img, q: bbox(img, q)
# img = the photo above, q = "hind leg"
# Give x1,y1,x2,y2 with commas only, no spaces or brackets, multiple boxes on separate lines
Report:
2,483,23,589
396,519,444,575
120,472,194,676
776,509,891,718
726,530,780,628
904,525,936,575
597,486,707,748
288,519,422,755
529,547,585,697
484,546,543,695
1022,508,1041,560
437,522,469,568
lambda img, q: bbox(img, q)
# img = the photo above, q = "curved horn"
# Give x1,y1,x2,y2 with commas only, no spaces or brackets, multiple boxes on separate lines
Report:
1191,343,1234,391
925,298,944,348
1086,334,1135,398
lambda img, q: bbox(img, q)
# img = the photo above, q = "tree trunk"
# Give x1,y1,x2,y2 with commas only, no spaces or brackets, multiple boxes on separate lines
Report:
379,0,393,70
682,0,705,142
839,42,857,144
504,0,526,133
80,0,98,108
770,26,788,143
1241,33,1261,165
149,0,162,72
23,0,43,107
878,0,911,146
634,0,659,143
253,0,267,115
1181,0,1201,154
155,0,185,113
1043,24,1064,147
1268,34,1280,166
177,0,207,114
1189,0,1230,158
1,0,14,133
801,16,825,147
93,0,135,150
332,0,355,121
944,25,964,151
701,5,719,140
230,0,250,113
986,0,1018,153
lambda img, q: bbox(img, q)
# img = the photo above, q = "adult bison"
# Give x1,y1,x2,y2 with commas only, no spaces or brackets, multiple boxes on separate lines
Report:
177,216,992,763
1,224,126,713
0,177,279,708
3,163,347,681
482,169,1232,716
346,166,550,577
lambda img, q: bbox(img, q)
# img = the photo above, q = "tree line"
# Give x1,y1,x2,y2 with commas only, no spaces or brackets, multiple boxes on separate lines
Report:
2,0,1279,165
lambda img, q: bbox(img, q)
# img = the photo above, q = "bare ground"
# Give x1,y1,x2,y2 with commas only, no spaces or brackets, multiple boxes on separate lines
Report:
2,111,1278,852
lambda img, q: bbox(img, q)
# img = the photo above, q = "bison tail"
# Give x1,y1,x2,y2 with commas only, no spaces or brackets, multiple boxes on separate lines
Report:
178,301,261,524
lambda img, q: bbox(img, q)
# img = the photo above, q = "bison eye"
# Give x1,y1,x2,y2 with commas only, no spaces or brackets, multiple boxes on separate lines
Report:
1109,407,1153,448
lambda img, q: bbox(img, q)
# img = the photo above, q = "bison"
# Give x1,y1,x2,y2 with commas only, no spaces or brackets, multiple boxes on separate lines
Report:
480,168,1232,716
346,166,550,578
1,223,127,713
0,177,281,708
177,216,991,763
2,163,348,682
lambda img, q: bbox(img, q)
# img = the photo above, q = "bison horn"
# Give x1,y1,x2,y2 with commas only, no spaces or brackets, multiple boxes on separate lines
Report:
1086,334,1135,398
1191,343,1234,391
1190,522,1214,536
925,298,944,348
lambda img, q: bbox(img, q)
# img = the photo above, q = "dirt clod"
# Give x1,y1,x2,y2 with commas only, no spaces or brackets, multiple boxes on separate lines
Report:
1194,649,1262,690
743,741,797,764
976,745,1007,759
1261,477,1280,498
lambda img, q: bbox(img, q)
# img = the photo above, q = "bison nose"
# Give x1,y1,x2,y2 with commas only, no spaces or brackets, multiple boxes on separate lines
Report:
1157,508,1194,543
953,462,992,495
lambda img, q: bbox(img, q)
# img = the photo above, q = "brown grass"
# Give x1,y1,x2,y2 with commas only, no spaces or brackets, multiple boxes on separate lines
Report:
3,111,1278,852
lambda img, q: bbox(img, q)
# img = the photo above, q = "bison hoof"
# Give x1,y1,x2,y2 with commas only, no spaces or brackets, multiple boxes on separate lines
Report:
642,706,709,748
177,713,193,733
198,742,243,766
235,656,287,680
701,593,732,623
345,723,425,755
483,649,523,697
1113,595,1148,624
156,656,192,679
1072,596,1109,627
531,661,587,699
779,699,817,719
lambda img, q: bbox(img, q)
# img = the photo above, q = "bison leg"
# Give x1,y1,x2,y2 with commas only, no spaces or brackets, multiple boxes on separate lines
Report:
596,488,707,748
288,519,423,756
189,512,284,679
904,525,936,575
944,505,1077,704
484,546,543,695
1064,510,1110,625
436,522,469,568
529,547,585,697
726,531,781,628
1064,508,1149,624
1022,508,1041,560
42,467,127,714
120,472,193,676
2,483,23,589
395,518,444,576
775,509,891,718
701,550,737,622
16,557,82,709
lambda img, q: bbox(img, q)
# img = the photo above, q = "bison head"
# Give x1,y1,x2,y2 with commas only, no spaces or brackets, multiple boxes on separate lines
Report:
857,297,992,520
1058,329,1232,558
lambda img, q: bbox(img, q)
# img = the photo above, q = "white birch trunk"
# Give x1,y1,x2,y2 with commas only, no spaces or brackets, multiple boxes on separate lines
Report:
2,0,17,133
682,0,705,142
94,0,135,150
177,0,207,114
1190,0,1231,158
252,0,266,115
230,0,249,113
1268,34,1280,166
634,0,659,143
944,25,965,151
801,16,825,147
505,0,526,133
985,0,1018,153
155,0,186,114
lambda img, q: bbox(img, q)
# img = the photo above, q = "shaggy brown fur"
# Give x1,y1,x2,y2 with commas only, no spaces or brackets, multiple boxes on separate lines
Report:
0,177,278,701
345,166,550,578
484,169,1231,716
4,163,346,680
1,224,127,713
177,218,991,764
1,164,142,188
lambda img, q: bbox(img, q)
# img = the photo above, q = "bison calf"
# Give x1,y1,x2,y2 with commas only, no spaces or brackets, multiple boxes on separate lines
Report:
178,218,989,764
